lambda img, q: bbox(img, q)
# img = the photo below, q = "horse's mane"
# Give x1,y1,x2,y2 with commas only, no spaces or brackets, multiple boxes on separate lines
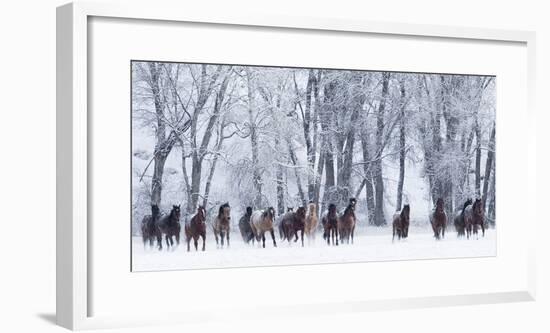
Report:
343,203,354,216
461,199,473,217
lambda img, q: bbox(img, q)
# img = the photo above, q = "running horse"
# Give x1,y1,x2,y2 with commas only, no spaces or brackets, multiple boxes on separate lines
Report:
141,204,161,249
304,202,318,244
280,206,307,246
185,206,207,251
430,198,447,240
463,198,485,239
249,207,277,248
338,198,357,244
392,204,410,242
454,198,472,237
322,203,338,246
156,205,181,250
238,206,254,244
212,203,231,248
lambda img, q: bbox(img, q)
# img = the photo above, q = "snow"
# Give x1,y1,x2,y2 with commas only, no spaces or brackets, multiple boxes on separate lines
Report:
131,226,496,272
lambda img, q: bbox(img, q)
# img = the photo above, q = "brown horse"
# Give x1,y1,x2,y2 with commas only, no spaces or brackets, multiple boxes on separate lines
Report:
304,202,318,244
322,203,338,246
185,206,207,251
141,204,160,249
238,206,254,244
392,204,410,242
430,198,447,240
338,199,356,244
212,203,231,248
454,198,473,237
250,207,277,248
156,205,181,250
464,198,485,239
280,206,307,246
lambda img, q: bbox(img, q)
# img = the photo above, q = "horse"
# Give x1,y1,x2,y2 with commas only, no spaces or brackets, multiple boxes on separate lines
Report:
277,207,294,239
338,199,357,244
212,203,231,248
430,198,447,240
238,206,255,244
249,207,277,248
322,203,338,246
155,205,181,250
392,204,410,242
280,206,307,246
141,204,160,249
304,202,318,243
454,198,472,237
464,198,485,239
185,206,207,251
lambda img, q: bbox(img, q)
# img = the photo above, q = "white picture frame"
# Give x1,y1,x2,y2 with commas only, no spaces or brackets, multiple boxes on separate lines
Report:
57,1,537,330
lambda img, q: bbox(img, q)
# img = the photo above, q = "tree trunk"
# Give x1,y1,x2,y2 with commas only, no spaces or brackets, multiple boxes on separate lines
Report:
396,79,406,211
361,130,376,225
482,124,496,209
373,73,390,226
246,69,263,208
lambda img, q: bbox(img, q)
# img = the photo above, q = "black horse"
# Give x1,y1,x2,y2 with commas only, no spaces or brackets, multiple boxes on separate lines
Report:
454,198,473,237
239,207,255,244
156,205,181,250
141,204,160,249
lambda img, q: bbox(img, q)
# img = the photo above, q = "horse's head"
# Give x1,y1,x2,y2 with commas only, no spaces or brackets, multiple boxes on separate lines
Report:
267,207,275,220
328,203,337,215
296,206,307,219
349,198,357,208
308,202,316,215
473,199,483,216
151,204,160,218
197,205,206,222
171,205,181,221
436,198,444,212
219,203,231,221
246,206,253,216
287,207,294,212
402,204,410,220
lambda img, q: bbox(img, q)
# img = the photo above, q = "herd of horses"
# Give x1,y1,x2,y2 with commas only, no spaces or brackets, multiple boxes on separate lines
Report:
141,197,487,252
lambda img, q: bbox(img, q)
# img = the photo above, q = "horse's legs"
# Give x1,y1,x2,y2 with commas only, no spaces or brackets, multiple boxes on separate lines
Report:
193,237,198,251
226,230,230,248
481,223,485,237
300,230,304,247
186,237,191,252
261,232,266,248
201,234,206,251
176,233,180,246
270,228,277,247
157,234,163,250
351,226,355,244
220,231,225,248
214,230,219,247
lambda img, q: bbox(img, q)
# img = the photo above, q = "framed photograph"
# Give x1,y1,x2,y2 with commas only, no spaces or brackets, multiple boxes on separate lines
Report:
57,1,537,330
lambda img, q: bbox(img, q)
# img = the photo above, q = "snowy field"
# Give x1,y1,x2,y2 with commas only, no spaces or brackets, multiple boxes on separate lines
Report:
131,226,496,272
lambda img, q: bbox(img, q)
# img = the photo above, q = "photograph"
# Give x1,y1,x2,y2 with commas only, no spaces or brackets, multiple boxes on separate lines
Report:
131,61,496,272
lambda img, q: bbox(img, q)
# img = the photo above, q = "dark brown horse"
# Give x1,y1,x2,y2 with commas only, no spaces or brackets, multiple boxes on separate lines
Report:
141,204,160,249
322,203,338,246
454,198,472,237
338,199,356,244
392,204,410,242
185,206,207,251
280,206,307,246
464,198,485,239
430,198,447,240
156,205,181,250
212,203,231,248
250,207,277,248
238,206,254,244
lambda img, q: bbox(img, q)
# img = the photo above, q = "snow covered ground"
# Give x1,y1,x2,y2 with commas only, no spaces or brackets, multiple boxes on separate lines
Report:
131,225,496,272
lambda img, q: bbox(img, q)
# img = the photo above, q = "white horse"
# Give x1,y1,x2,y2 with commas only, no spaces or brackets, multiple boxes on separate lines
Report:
249,207,277,248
